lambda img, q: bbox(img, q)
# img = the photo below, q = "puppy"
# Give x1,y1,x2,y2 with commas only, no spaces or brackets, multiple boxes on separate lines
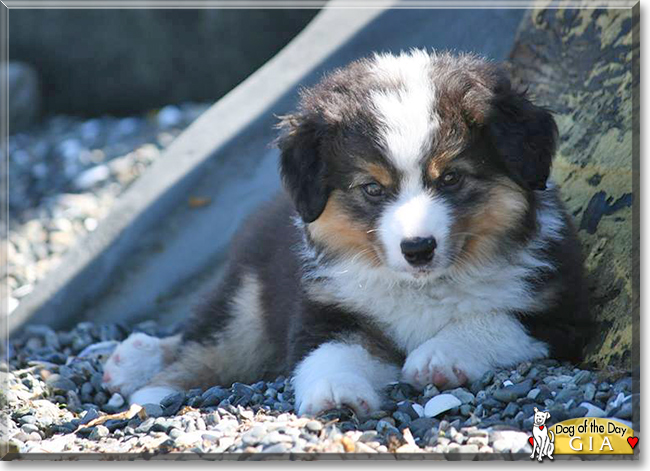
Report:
103,50,590,417
530,407,554,461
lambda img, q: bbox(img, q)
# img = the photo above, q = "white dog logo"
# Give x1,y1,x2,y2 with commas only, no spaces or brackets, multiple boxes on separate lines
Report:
530,407,554,461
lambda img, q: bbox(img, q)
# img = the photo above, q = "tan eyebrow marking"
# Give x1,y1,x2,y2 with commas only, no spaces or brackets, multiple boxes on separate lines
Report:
428,151,456,179
427,148,470,180
366,163,393,187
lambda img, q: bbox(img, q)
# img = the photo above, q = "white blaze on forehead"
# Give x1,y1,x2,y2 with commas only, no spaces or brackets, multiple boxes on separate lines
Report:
369,49,438,174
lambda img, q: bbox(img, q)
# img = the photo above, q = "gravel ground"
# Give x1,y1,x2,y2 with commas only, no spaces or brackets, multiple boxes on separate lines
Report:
2,105,636,459
5,103,210,315
2,321,635,458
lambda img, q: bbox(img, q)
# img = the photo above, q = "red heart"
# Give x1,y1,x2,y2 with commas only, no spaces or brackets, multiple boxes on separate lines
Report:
539,426,544,430
628,437,638,449
528,437,534,447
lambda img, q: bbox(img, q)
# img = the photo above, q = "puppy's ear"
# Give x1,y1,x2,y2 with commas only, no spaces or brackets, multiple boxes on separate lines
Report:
546,411,551,420
483,75,558,191
276,113,330,223
533,407,539,413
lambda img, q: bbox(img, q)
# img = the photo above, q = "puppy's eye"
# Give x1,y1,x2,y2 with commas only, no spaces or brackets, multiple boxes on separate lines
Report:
361,182,385,198
439,171,463,188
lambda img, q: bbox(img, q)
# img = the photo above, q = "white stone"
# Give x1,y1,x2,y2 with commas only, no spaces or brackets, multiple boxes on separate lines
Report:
579,402,607,418
107,393,125,409
74,165,110,190
412,403,425,418
491,431,531,453
157,105,182,129
424,394,462,418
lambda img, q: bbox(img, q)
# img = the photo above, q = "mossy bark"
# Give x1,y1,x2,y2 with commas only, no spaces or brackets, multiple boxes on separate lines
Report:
508,6,639,369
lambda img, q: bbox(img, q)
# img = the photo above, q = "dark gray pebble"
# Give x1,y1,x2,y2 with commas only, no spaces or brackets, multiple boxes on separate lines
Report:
396,400,421,420
45,374,77,393
481,398,504,410
408,417,436,439
19,415,37,425
567,406,588,418
492,379,533,402
392,411,412,425
80,407,100,425
161,392,185,416
135,418,155,434
104,419,128,432
201,387,229,407
503,402,519,418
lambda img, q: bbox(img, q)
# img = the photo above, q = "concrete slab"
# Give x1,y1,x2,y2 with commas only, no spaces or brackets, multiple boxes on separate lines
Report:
9,2,525,332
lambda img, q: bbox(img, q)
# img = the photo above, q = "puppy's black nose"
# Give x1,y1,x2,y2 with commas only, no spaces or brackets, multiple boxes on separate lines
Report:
400,237,436,266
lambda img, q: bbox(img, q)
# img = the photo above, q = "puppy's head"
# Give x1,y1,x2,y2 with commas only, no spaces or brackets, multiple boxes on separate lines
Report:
278,50,557,279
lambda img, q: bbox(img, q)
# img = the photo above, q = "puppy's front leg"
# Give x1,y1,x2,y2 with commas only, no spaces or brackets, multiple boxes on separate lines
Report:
293,340,399,417
402,312,549,389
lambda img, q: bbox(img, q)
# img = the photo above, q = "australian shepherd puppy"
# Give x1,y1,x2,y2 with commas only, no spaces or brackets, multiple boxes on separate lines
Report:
103,50,590,417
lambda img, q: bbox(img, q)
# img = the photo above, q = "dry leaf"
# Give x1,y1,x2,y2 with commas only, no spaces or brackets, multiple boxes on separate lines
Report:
188,196,211,208
75,404,143,433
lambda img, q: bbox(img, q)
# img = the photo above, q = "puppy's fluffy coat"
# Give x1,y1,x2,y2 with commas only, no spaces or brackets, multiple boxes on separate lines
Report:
103,50,590,416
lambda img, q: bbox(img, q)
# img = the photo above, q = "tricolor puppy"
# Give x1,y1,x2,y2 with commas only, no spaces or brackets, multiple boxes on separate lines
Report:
103,50,590,417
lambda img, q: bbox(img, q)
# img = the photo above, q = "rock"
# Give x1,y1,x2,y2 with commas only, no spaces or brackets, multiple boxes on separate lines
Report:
135,418,155,434
492,379,533,402
305,420,322,433
392,411,412,425
467,436,488,447
491,430,531,453
174,431,204,448
358,430,379,443
107,393,125,409
424,394,462,418
21,424,39,435
45,374,77,393
80,407,100,425
89,425,109,440
201,386,229,407
396,401,422,420
584,383,597,402
422,384,440,399
503,403,519,418
614,377,632,393
509,6,638,369
242,425,267,446
74,165,110,190
161,392,185,416
527,388,541,401
6,62,40,132
411,403,425,418
616,401,633,419
408,417,436,439
264,442,289,453
448,388,475,405
573,370,592,386
568,406,588,418
579,402,607,418
142,403,164,418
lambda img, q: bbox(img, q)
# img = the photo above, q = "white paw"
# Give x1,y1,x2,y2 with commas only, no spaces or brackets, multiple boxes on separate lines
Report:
102,333,165,398
130,386,178,406
296,373,381,418
401,338,488,390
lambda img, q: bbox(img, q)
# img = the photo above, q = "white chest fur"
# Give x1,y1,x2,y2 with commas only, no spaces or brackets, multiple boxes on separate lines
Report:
307,260,539,353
